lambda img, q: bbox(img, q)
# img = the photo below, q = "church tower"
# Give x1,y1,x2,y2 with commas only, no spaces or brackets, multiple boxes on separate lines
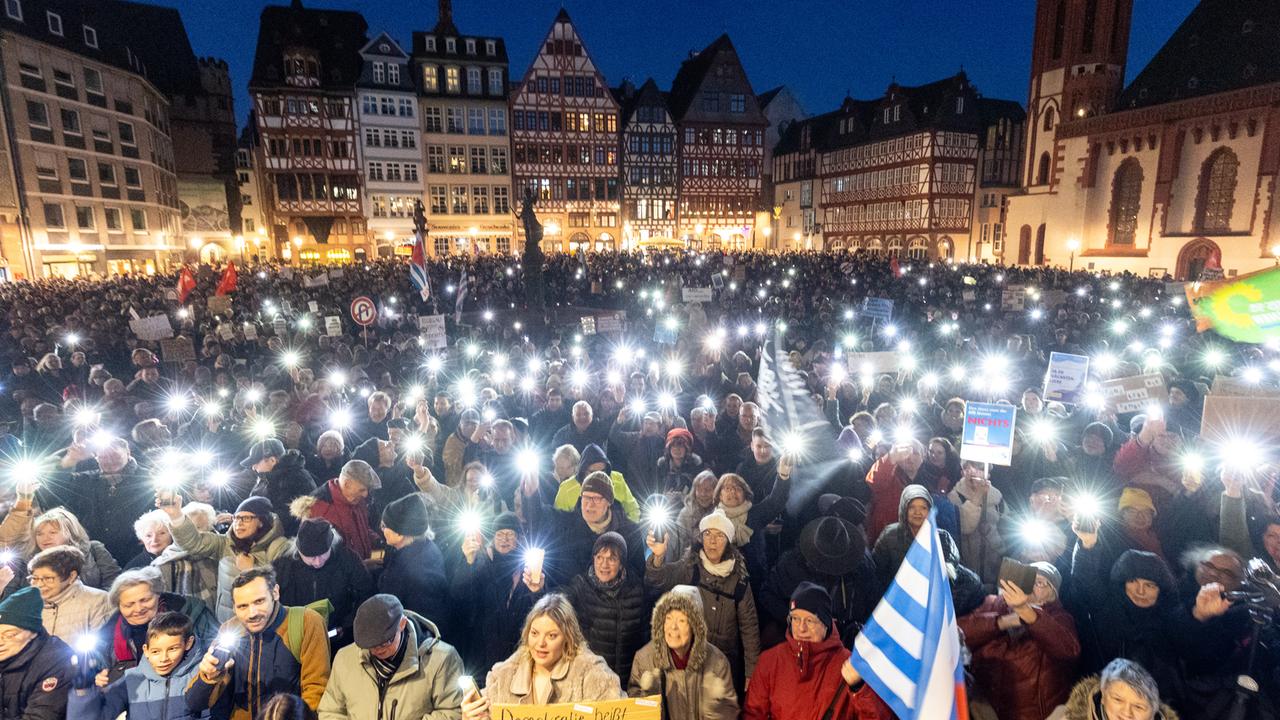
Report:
1023,0,1133,188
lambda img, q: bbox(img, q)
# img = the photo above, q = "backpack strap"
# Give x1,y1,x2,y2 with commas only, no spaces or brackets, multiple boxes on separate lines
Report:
285,606,304,664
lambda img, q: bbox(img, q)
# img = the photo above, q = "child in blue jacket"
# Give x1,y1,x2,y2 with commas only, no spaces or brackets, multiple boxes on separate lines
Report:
68,611,208,720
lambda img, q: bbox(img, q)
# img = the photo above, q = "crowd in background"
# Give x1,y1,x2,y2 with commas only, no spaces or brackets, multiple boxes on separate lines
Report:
0,250,1272,720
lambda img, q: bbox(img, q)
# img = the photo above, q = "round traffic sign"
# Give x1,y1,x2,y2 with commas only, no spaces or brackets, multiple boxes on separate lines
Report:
350,296,377,326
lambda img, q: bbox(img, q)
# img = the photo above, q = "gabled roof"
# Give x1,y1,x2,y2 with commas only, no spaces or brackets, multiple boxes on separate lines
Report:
1118,0,1280,110
757,86,784,109
617,77,670,126
667,33,767,126
357,32,415,91
249,2,368,91
360,32,408,60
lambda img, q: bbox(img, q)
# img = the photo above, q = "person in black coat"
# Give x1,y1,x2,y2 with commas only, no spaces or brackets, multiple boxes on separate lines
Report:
272,518,374,648
304,429,348,484
0,587,73,720
448,511,542,670
525,470,647,585
243,439,317,535
42,437,153,564
377,494,449,633
561,531,648,682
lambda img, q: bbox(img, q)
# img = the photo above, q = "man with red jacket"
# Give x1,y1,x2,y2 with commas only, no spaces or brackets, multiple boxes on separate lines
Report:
290,459,381,560
745,583,892,720
957,562,1080,720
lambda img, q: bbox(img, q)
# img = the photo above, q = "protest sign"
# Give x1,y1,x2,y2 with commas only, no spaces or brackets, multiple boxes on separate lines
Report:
1001,286,1027,312
207,295,232,316
580,316,597,335
158,337,195,363
845,351,902,375
128,314,174,341
216,324,235,342
960,401,1017,466
279,267,294,281
861,297,894,322
308,301,319,313
418,314,447,350
681,287,713,303
962,290,976,302
324,316,343,337
244,323,260,341
303,273,329,288
1043,352,1090,404
272,317,287,337
1211,375,1280,398
597,313,624,334
1040,289,1069,308
1100,373,1168,413
711,273,725,290
329,268,345,279
1201,395,1280,444
493,696,660,720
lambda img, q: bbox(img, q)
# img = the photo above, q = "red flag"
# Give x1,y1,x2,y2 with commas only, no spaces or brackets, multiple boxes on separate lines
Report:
176,266,196,303
890,256,900,278
215,263,237,296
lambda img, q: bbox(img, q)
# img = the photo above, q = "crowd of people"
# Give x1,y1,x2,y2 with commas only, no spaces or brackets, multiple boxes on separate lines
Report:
0,249,1274,720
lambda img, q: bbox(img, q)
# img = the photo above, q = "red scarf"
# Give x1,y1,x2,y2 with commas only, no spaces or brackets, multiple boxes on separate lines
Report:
669,647,690,670
324,478,374,558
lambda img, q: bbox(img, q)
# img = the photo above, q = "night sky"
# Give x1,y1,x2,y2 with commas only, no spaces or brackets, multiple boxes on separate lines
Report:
163,0,1200,127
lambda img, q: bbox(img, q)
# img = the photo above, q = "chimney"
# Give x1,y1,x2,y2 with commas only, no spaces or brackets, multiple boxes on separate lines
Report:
438,0,452,28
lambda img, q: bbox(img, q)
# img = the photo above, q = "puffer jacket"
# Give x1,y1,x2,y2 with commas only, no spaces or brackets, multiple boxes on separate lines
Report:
168,513,291,622
628,587,738,720
484,646,623,704
185,604,331,720
0,630,72,720
1047,675,1179,719
744,628,894,720
247,450,316,536
41,580,110,645
150,545,218,610
273,535,374,642
68,637,207,720
564,568,648,682
99,593,219,683
958,594,1081,720
318,612,463,720
645,544,760,690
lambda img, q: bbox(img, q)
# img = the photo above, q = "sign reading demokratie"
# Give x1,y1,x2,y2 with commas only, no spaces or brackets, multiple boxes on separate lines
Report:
493,696,660,720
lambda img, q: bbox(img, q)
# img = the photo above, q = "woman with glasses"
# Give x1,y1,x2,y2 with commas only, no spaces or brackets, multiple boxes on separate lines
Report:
22,544,109,644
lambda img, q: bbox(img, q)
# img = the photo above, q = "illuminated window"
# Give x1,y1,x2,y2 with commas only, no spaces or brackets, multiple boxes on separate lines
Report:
1195,148,1239,233
1108,158,1143,245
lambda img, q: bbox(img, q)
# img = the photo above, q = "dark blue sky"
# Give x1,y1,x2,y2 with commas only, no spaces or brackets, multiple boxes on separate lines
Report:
164,0,1199,127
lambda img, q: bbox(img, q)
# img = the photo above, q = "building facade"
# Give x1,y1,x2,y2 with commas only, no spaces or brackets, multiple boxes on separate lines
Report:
172,56,239,265
357,32,423,257
511,9,620,253
234,124,265,257
249,2,367,265
412,0,512,256
1004,0,1280,278
0,0,187,279
616,78,677,248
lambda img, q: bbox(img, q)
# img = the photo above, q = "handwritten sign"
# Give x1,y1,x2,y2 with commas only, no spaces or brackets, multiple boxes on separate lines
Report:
324,316,343,337
493,696,660,720
1001,286,1027,312
681,287,713,303
596,313,624,334
418,314,447,350
1043,352,1090,404
303,272,329,288
1211,375,1280,398
960,401,1017,466
129,315,174,341
1100,373,1168,413
158,337,195,363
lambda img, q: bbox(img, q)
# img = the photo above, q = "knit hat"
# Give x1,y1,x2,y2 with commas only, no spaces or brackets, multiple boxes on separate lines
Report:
789,581,833,633
699,508,735,543
1029,561,1062,595
353,594,404,649
1082,422,1114,446
665,428,694,449
381,494,430,537
493,511,521,535
296,518,334,558
236,496,274,526
1118,487,1155,515
0,586,44,633
580,471,615,505
592,531,627,560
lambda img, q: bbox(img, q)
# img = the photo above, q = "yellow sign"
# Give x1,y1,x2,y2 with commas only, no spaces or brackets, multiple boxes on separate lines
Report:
493,695,660,720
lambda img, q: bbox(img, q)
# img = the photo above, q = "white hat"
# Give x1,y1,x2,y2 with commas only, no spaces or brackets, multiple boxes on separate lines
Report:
699,508,735,543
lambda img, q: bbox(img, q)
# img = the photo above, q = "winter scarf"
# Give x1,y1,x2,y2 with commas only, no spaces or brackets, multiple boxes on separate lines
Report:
700,550,735,578
717,501,753,545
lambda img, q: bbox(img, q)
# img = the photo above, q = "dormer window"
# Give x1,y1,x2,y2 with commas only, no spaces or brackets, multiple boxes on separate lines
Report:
5,0,22,22
956,97,965,113
285,52,320,87
424,36,436,51
893,105,900,121
372,62,385,84
387,63,399,84
82,25,96,48
46,10,61,36
465,39,476,54
485,40,496,56
445,37,456,53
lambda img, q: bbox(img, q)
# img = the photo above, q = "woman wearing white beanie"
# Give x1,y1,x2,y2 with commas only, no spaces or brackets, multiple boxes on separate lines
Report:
644,507,759,696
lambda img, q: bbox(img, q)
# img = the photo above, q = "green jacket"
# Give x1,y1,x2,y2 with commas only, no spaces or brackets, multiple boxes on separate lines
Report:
169,513,291,622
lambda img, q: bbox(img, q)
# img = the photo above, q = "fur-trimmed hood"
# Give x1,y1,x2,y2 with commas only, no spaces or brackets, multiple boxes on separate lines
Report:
648,585,710,671
1058,676,1178,720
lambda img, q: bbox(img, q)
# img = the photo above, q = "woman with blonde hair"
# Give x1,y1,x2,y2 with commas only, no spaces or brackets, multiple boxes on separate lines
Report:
0,501,120,589
461,593,623,718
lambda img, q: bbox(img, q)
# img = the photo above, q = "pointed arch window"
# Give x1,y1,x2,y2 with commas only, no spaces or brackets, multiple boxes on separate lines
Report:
1108,158,1143,245
1195,148,1239,233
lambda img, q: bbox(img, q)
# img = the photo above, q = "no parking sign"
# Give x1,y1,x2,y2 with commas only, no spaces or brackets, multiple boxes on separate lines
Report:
350,296,377,327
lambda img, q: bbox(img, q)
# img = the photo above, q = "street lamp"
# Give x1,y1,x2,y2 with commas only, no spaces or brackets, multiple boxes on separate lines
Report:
1066,237,1081,272
1271,244,1280,266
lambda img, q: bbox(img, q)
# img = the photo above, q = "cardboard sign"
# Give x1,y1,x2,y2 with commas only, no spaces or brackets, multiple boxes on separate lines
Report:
128,314,174,341
682,287,713,303
216,323,235,342
303,272,329,288
711,273,725,290
1100,373,1168,413
1040,289,1069,308
961,401,1018,466
1201,395,1280,444
597,313,624,334
272,317,287,336
308,301,320,313
1043,352,1090,404
324,316,343,337
1211,375,1280,398
279,267,294,281
845,351,902,375
418,314,447,349
962,290,976,302
580,316,597,335
158,337,195,363
207,296,232,316
493,696,660,720
243,323,259,341
861,297,894,322
1001,286,1027,312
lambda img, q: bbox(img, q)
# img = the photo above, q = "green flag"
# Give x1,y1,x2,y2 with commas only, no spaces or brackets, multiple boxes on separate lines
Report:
1189,266,1280,343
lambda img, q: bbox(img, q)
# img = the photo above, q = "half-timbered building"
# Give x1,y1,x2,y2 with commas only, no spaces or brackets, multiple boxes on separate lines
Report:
510,9,619,253
616,78,677,247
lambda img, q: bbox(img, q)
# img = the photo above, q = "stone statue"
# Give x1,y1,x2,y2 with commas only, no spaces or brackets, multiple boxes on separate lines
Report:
520,188,546,311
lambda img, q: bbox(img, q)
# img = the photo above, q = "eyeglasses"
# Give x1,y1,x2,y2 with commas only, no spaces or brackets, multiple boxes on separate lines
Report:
231,514,259,524
789,615,825,631
580,494,608,507
27,574,61,586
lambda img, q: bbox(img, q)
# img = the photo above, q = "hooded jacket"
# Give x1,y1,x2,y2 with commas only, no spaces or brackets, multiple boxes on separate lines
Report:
318,612,463,720
863,455,916,542
168,513,291,622
743,627,893,720
552,444,642,522
871,485,961,593
290,480,379,560
272,535,375,640
628,587,738,720
69,636,207,720
184,604,330,720
564,566,648,682
1047,675,1179,720
0,630,72,720
248,451,316,537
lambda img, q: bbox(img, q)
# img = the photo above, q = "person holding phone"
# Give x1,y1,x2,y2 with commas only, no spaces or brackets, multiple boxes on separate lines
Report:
958,563,1080,720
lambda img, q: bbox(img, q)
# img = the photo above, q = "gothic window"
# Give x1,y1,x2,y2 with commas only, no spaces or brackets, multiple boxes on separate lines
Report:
1195,148,1239,233
1108,158,1143,245
1036,152,1051,185
1043,106,1055,132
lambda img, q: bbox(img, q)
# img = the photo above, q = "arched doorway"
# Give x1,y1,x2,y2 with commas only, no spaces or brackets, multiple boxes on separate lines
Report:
1176,238,1220,280
906,236,928,260
199,243,227,263
568,232,591,252
1018,225,1032,265
938,236,954,260
1034,224,1046,265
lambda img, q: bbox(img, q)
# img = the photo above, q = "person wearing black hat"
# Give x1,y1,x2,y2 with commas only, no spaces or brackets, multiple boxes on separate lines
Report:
318,594,465,720
378,494,450,633
760,496,876,649
745,582,893,720
561,531,647,682
272,518,374,647
0,586,73,720
243,438,316,536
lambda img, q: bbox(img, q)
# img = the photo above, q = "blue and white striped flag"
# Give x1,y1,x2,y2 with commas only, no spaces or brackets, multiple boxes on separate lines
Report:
849,508,969,720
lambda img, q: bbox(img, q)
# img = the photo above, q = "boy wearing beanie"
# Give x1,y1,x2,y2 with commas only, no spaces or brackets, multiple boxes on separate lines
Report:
0,586,73,720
